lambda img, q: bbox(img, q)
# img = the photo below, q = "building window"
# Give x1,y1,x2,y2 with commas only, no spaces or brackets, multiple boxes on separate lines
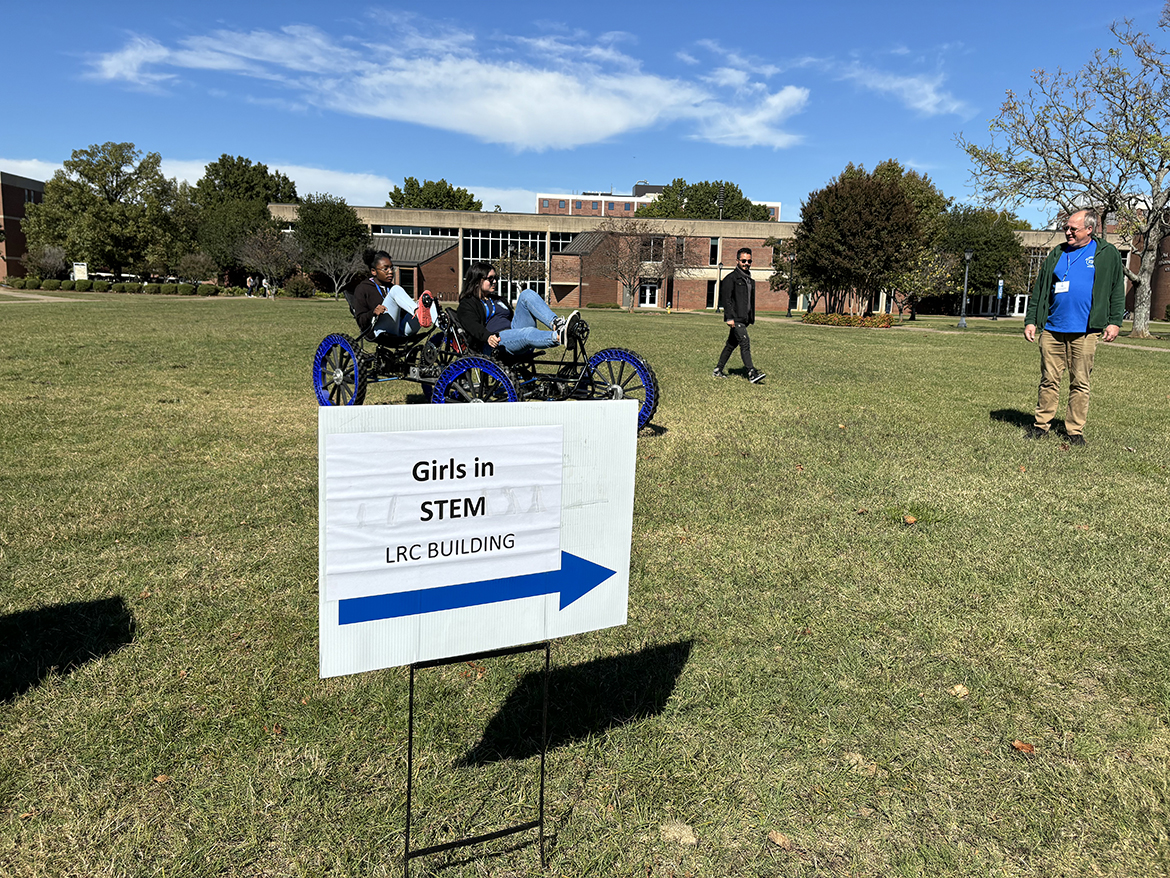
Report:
709,238,719,265
550,232,577,253
769,207,776,217
542,199,549,208
607,202,614,210
592,201,599,210
706,280,717,309
575,200,582,209
640,236,664,262
462,227,548,301
559,200,566,209
676,237,686,260
625,203,632,211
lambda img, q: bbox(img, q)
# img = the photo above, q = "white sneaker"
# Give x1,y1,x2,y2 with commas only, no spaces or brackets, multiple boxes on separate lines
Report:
559,310,580,347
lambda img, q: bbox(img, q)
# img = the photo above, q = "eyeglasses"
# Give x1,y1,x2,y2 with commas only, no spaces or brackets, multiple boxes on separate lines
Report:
486,275,498,283
375,263,394,272
1063,225,1083,233
738,258,752,264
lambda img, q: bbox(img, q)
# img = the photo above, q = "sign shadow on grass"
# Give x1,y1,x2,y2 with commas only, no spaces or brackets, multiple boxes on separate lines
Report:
0,597,136,703
457,639,693,765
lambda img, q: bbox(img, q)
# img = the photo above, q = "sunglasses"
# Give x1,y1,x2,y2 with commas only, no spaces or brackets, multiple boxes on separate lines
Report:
486,275,498,282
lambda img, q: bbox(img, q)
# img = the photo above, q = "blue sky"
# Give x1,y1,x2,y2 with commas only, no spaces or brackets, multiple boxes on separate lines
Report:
3,2,1165,228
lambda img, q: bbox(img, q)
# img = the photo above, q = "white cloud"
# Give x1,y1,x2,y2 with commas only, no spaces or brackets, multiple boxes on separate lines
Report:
838,63,970,117
273,164,395,206
87,19,806,152
159,159,209,185
688,86,809,148
471,186,540,214
0,158,63,182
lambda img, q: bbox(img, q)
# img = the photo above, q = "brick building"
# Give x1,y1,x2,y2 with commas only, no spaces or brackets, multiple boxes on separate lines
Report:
0,172,45,281
535,181,782,222
270,203,796,312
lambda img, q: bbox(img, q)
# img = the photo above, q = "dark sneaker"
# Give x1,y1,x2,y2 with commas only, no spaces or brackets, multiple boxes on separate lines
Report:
1025,426,1049,439
1068,434,1087,446
748,368,766,384
712,367,727,378
551,314,567,332
559,311,580,347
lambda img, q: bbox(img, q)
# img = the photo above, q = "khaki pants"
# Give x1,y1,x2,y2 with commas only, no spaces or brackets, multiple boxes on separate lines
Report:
1036,330,1098,436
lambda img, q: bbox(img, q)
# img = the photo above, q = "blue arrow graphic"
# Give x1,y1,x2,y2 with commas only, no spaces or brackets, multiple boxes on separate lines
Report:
338,552,616,625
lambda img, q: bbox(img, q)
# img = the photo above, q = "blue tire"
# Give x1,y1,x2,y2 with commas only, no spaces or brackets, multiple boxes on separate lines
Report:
586,348,659,429
432,356,519,405
314,334,367,406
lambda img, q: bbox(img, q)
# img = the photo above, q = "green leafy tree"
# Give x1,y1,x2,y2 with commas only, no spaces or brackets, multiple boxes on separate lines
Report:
635,178,772,221
387,177,482,211
198,199,276,277
941,206,1029,301
795,170,919,315
193,155,298,208
958,6,1170,338
23,142,179,279
191,155,298,278
293,193,372,299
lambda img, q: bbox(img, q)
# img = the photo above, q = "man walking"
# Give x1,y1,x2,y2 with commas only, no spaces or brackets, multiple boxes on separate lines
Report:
1023,208,1125,446
713,247,765,383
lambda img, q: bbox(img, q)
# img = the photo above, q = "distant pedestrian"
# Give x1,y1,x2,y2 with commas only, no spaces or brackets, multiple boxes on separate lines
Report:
713,247,765,383
1023,208,1124,446
246,276,255,297
262,278,271,298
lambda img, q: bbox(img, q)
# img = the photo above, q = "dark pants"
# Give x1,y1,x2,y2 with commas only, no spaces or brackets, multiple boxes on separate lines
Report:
717,323,754,371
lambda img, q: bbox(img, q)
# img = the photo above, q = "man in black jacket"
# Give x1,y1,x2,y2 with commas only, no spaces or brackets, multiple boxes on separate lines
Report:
713,247,765,383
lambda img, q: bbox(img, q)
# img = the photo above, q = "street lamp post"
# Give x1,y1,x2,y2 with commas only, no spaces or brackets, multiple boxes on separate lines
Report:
958,248,973,329
786,251,795,318
993,272,1003,321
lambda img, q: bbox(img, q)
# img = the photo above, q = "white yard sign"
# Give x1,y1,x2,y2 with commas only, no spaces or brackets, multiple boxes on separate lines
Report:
319,401,637,677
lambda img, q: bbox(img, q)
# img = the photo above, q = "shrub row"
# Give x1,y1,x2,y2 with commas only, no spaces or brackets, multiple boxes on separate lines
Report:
802,312,893,328
4,278,268,296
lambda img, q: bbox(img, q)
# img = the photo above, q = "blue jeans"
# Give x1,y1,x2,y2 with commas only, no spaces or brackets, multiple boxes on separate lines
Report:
499,289,559,354
372,284,435,337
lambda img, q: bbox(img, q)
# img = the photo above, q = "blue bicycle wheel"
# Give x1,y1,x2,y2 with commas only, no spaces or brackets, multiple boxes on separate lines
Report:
586,348,659,429
313,334,367,406
431,356,519,405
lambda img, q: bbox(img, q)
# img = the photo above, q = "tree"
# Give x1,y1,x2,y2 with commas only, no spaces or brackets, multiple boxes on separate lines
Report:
635,178,772,221
293,194,372,298
237,228,300,294
23,142,179,279
387,177,482,211
942,206,1029,304
847,160,954,320
584,218,703,310
198,199,276,277
24,245,69,280
191,156,298,279
795,170,919,315
193,155,298,208
958,7,1170,338
176,252,218,284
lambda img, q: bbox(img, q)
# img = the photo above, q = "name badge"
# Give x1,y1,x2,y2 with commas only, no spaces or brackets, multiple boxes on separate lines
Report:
1054,281,1070,294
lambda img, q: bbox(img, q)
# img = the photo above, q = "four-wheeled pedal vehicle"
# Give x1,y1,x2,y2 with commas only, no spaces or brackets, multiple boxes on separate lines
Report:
313,292,659,430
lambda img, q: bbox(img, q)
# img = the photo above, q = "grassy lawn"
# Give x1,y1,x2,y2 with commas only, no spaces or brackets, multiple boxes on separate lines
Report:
1,295,1167,877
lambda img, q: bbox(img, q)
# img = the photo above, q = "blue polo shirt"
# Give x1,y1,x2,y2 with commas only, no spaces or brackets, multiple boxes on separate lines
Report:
1045,239,1097,333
